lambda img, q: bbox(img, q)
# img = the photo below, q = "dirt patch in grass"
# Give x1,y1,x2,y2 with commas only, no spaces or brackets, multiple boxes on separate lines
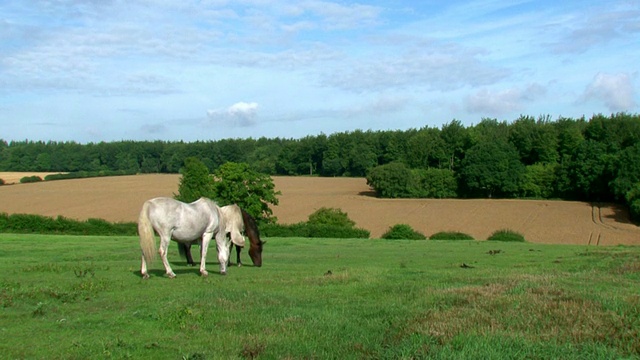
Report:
0,173,638,245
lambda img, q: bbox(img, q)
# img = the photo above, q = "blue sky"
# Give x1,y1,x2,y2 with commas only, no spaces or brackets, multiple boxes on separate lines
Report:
1,0,638,143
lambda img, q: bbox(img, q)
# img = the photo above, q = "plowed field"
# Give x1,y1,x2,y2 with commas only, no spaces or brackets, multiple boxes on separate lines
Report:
1,172,638,245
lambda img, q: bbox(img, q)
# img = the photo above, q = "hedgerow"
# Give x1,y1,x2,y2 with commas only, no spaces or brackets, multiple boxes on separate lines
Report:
261,222,370,238
0,213,136,236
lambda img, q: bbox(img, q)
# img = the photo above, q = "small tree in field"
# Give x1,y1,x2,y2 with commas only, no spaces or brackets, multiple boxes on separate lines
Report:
211,162,280,223
366,162,414,198
174,157,215,203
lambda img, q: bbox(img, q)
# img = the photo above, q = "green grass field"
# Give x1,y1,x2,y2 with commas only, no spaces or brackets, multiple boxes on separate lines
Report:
1,234,639,359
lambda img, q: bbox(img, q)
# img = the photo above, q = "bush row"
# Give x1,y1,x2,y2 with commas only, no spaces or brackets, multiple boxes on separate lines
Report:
44,170,136,181
0,212,523,242
0,213,137,236
261,222,370,238
0,171,137,186
0,212,370,239
381,224,526,242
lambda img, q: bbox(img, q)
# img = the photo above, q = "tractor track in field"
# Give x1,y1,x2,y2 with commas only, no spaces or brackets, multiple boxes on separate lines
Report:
590,205,604,246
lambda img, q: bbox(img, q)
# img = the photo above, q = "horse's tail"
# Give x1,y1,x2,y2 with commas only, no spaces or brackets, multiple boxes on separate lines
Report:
216,205,227,242
138,200,156,265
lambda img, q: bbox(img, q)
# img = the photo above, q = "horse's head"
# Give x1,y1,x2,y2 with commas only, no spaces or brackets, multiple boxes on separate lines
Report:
242,208,265,267
248,239,265,267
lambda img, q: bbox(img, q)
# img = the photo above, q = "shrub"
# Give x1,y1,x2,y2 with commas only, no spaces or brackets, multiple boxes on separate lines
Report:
366,162,414,198
305,224,370,238
261,207,369,238
382,224,426,240
261,222,369,238
487,229,525,242
430,231,474,240
20,176,42,184
0,178,4,185
307,207,356,228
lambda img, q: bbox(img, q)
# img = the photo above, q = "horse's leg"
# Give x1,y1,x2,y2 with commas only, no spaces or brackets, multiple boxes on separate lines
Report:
213,230,229,275
159,234,176,278
236,245,243,267
141,253,149,279
199,232,213,277
185,243,195,266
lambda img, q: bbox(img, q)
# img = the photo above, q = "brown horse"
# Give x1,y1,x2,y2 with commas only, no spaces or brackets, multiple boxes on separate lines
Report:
179,205,264,267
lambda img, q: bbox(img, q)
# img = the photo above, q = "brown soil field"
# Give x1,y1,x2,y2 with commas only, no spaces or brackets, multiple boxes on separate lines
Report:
1,172,639,245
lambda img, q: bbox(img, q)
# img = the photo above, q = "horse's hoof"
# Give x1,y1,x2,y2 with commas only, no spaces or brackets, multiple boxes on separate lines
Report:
237,263,242,267
201,271,209,277
142,273,150,280
167,273,176,278
220,271,227,276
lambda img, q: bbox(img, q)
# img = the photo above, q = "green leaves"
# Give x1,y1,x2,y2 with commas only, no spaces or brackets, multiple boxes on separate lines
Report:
175,157,215,203
211,162,280,223
307,208,356,228
381,224,426,240
174,159,280,224
366,162,414,198
459,140,525,198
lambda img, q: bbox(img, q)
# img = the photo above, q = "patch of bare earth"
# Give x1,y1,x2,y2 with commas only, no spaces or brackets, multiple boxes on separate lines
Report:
0,173,638,245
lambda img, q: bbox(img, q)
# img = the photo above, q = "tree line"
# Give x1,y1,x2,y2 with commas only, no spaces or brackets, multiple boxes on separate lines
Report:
1,113,639,220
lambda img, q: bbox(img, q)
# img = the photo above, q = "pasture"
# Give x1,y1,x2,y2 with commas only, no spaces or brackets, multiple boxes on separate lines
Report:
1,234,639,359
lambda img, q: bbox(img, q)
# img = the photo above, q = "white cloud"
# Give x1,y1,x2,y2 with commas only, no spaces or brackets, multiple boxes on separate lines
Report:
280,1,382,30
207,102,259,127
324,44,509,92
1,0,638,142
465,83,547,115
580,73,637,112
547,6,640,54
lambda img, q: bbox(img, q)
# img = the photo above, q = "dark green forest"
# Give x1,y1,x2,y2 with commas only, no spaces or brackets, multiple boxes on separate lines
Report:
2,113,640,221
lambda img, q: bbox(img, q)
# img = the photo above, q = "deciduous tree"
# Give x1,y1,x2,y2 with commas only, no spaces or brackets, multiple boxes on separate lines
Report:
174,157,215,203
211,162,280,223
458,140,525,198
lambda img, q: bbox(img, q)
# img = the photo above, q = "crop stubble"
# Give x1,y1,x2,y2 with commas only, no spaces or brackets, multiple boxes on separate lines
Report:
0,172,638,245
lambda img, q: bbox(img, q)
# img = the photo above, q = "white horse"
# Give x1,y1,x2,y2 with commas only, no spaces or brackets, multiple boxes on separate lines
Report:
179,204,265,267
138,197,229,279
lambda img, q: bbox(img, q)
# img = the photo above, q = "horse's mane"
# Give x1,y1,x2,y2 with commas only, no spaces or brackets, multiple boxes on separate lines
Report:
241,209,262,242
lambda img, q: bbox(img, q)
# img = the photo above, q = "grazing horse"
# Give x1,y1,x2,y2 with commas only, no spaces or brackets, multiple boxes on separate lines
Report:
179,204,264,268
138,197,229,279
